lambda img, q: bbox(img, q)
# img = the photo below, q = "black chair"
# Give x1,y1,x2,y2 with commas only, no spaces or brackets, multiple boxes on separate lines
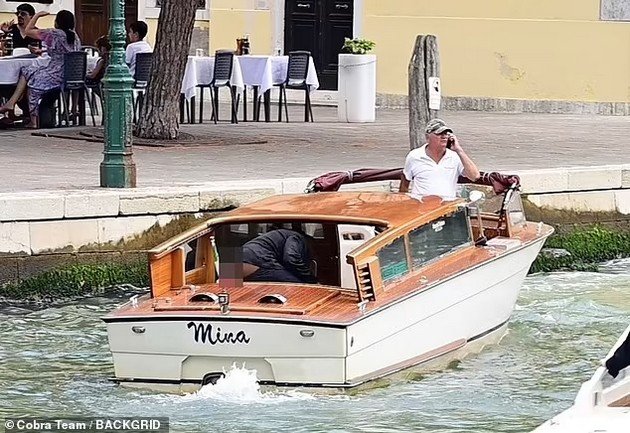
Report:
132,52,153,123
198,50,239,124
274,51,313,123
86,81,104,126
59,51,93,127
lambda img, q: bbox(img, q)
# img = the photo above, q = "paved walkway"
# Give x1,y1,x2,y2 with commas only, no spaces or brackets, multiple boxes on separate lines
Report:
1,106,629,193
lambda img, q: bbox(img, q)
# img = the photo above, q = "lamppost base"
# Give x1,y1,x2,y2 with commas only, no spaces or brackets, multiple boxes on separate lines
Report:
100,160,137,188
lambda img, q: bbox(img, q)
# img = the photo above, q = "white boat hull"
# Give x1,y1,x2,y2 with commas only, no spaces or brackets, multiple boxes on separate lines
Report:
105,237,547,392
533,324,630,433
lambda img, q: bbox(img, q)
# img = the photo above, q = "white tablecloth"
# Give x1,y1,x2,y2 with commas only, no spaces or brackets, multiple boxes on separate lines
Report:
181,55,320,99
0,54,100,85
238,55,319,93
181,55,245,100
0,55,49,85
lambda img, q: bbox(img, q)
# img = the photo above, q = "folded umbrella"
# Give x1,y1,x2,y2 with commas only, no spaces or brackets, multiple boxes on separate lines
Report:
306,168,520,195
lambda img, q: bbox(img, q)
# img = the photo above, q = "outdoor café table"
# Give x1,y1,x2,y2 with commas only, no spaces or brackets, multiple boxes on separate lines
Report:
0,54,49,85
0,54,99,126
180,55,244,124
237,54,319,122
0,54,98,85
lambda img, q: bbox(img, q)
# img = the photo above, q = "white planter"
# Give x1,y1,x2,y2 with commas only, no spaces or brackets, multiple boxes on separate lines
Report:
337,54,377,123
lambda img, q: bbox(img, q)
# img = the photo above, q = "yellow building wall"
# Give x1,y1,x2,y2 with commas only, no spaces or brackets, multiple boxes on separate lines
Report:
143,18,210,52
209,0,272,55
364,0,630,102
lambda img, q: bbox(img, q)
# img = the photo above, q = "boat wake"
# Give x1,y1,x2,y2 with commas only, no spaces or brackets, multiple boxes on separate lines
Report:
180,365,318,404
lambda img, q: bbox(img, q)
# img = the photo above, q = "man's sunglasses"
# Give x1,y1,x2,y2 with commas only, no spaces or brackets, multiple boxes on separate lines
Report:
15,11,31,18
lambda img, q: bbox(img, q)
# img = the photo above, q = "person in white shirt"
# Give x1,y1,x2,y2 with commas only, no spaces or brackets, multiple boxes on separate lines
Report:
125,21,151,78
400,118,480,201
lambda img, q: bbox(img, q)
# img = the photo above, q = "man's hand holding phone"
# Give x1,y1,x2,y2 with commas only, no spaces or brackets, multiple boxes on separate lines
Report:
446,133,462,153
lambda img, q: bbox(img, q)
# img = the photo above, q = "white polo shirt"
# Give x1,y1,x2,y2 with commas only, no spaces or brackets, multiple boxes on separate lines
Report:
125,40,152,77
403,144,464,200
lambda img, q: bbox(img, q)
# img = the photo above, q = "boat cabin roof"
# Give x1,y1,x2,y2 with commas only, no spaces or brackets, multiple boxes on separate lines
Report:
150,192,463,256
219,192,460,228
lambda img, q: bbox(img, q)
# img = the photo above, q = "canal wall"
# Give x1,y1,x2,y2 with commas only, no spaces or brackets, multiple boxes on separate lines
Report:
1,164,629,285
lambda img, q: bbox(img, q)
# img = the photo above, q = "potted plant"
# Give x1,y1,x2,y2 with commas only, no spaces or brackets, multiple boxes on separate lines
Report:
338,37,377,123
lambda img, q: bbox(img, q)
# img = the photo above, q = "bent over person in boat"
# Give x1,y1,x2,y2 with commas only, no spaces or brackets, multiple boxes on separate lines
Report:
242,228,317,284
400,119,480,201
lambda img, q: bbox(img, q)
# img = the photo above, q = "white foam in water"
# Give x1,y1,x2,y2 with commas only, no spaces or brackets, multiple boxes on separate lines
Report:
181,364,316,404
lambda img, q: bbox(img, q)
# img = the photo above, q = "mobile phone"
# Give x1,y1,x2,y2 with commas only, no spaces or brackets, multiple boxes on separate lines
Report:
447,136,454,149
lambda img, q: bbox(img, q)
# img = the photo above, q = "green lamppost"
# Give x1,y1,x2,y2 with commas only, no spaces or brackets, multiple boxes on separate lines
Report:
100,0,136,188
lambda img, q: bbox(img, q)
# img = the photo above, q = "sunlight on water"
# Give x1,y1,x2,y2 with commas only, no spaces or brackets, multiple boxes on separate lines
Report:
0,260,629,433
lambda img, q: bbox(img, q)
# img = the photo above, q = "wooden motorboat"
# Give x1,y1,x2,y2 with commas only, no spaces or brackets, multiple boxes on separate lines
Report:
533,324,630,432
103,178,553,392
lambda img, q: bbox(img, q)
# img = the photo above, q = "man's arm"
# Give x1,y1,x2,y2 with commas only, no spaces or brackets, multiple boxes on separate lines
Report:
125,45,133,65
399,175,410,193
449,135,480,181
456,149,480,181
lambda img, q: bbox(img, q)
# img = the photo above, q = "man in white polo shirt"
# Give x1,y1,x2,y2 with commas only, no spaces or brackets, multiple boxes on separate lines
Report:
400,118,480,200
125,21,152,77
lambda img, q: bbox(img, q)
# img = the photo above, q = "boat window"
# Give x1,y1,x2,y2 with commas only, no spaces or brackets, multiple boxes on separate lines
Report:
377,237,409,282
507,192,526,226
408,208,471,269
301,223,325,239
230,224,249,234
342,232,365,241
184,239,197,271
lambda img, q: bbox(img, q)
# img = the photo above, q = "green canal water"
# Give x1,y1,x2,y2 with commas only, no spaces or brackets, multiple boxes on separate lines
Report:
1,260,629,433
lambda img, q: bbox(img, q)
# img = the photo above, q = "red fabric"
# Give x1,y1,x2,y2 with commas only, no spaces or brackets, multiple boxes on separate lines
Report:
307,168,520,195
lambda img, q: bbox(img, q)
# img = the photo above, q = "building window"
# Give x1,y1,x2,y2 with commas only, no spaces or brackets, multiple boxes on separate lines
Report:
408,209,471,269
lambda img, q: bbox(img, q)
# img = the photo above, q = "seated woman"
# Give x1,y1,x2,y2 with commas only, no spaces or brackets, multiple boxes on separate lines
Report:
0,10,81,128
85,35,110,95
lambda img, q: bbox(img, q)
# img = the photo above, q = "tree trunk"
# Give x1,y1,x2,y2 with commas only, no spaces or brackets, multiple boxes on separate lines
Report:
408,35,440,150
135,0,198,140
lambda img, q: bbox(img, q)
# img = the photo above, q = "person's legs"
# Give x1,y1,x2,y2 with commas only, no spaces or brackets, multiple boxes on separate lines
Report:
26,87,43,129
0,76,28,113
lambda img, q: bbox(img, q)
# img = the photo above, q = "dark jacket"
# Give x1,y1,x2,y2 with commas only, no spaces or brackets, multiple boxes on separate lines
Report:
242,229,316,283
606,330,630,378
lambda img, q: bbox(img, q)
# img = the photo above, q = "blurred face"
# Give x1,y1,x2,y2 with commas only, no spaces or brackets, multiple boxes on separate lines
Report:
128,28,139,43
426,131,450,152
16,10,32,26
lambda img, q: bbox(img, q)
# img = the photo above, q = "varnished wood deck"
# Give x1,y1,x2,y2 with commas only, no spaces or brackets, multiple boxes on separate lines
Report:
106,222,549,326
611,393,630,407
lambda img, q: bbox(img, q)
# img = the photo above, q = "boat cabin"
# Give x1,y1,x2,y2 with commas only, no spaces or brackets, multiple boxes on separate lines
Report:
147,191,530,308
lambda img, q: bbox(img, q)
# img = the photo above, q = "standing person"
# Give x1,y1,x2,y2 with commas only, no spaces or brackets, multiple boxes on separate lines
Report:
125,21,151,77
0,3,41,50
242,229,317,284
0,10,81,128
400,118,480,201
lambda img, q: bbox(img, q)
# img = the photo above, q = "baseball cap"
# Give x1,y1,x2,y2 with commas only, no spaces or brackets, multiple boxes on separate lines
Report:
425,118,452,134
